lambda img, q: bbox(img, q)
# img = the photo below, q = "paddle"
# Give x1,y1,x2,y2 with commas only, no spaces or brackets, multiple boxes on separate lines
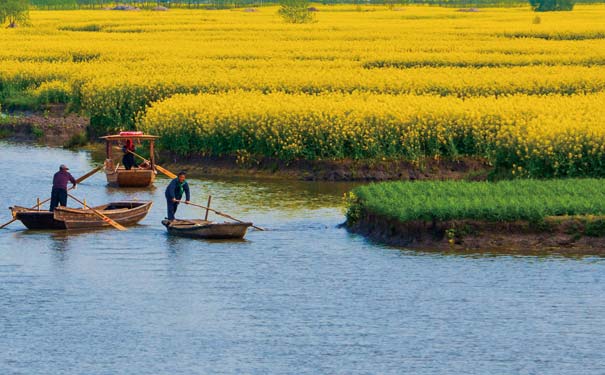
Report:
114,146,177,179
0,166,102,229
180,200,265,231
67,193,127,231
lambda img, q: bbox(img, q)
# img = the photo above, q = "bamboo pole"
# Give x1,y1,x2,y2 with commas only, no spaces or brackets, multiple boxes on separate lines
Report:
113,146,177,179
181,200,265,231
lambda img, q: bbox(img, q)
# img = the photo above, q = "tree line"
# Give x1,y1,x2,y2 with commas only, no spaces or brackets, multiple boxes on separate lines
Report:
1,0,596,28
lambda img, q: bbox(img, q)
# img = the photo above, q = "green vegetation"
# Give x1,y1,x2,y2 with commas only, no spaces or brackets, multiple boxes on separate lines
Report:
530,0,575,11
32,80,71,105
278,0,314,23
0,84,38,110
63,132,88,148
0,0,29,27
347,179,605,224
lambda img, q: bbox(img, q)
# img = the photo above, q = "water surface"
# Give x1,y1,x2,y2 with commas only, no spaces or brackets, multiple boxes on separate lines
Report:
1,142,604,374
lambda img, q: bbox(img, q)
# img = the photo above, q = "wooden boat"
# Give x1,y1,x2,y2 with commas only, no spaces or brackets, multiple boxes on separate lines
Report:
161,219,252,239
101,132,159,187
9,209,66,230
10,201,152,230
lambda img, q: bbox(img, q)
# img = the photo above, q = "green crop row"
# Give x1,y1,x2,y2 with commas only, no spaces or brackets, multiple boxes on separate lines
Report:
347,179,605,223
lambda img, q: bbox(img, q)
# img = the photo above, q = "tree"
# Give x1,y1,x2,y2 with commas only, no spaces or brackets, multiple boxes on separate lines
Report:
278,0,314,24
529,0,574,12
0,0,29,28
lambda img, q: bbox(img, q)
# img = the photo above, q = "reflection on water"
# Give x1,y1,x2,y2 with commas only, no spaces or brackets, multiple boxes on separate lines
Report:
162,175,357,212
1,141,605,374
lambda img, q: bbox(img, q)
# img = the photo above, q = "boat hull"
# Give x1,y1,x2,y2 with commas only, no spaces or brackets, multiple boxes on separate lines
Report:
55,201,153,229
162,219,251,239
10,208,66,230
10,201,152,230
104,160,156,187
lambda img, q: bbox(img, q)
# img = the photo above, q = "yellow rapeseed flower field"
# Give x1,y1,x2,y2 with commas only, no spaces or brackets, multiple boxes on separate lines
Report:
138,91,605,176
1,5,605,176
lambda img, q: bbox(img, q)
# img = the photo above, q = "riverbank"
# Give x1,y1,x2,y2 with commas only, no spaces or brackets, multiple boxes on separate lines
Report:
158,154,491,181
345,179,605,254
0,105,88,147
3,112,493,181
347,213,605,255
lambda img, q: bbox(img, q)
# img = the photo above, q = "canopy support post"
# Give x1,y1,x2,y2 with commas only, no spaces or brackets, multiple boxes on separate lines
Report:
150,141,155,169
106,140,112,159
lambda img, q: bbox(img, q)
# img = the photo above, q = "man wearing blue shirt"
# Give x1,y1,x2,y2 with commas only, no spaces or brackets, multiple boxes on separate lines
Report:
164,171,190,221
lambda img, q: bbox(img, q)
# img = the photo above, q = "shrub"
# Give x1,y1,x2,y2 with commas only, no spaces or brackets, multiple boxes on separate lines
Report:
63,133,88,149
0,0,29,28
278,0,314,23
32,80,72,105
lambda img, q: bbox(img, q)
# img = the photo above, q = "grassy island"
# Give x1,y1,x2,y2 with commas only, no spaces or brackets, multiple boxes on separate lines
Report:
346,179,605,253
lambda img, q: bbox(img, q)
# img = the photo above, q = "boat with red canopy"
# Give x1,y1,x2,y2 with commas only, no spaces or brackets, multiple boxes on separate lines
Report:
101,131,159,187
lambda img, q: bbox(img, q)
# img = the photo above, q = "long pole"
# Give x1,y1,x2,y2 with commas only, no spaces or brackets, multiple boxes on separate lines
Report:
180,200,265,231
114,146,177,179
130,150,177,179
1,166,102,229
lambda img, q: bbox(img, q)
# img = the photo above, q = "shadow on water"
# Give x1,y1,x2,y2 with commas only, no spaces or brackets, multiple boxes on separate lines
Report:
157,174,359,211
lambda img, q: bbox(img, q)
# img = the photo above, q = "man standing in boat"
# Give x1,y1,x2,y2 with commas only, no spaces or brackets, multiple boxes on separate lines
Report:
122,139,137,170
50,164,76,211
165,171,190,221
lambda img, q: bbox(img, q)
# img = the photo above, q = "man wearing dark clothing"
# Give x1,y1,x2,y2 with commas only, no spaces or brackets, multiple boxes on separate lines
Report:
165,171,190,221
122,139,137,170
50,164,76,211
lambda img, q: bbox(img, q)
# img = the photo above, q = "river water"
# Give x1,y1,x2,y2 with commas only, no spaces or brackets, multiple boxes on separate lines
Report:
1,142,604,375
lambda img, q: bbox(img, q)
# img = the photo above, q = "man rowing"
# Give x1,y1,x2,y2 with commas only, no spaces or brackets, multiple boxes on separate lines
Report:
50,164,76,211
165,171,190,221
122,139,137,170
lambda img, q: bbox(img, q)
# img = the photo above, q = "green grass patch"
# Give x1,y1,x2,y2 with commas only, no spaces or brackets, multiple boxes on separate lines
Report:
500,31,605,40
0,127,12,139
59,24,104,32
348,179,605,224
0,84,39,111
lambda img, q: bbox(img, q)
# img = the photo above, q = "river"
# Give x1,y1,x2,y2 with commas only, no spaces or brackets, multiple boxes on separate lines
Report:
1,142,604,374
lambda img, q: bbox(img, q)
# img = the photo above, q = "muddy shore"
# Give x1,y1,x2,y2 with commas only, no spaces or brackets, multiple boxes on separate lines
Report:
0,105,88,147
347,212,605,255
157,154,492,182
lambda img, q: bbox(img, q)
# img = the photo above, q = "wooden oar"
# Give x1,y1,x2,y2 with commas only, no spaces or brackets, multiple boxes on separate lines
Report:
0,166,102,229
181,200,265,231
67,193,127,231
114,146,177,179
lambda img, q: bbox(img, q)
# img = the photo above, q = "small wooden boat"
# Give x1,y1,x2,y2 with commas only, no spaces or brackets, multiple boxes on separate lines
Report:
9,209,67,230
10,201,152,230
161,219,252,239
101,132,159,187
104,163,156,188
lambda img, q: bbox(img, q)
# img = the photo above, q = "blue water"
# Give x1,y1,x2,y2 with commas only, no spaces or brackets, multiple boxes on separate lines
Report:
1,142,604,374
